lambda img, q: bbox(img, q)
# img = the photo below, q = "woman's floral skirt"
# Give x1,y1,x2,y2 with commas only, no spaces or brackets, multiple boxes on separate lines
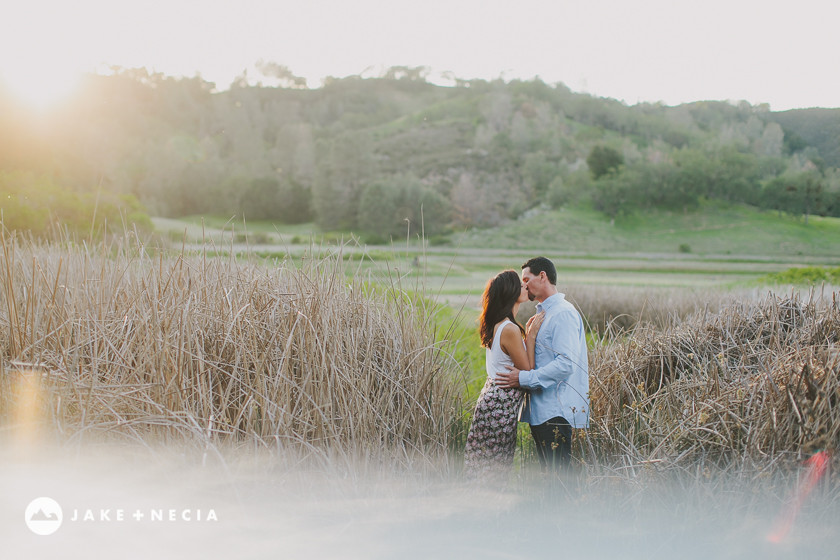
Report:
464,377,524,476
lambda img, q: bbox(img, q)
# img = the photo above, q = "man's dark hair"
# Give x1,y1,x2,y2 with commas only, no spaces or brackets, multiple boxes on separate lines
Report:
522,256,557,285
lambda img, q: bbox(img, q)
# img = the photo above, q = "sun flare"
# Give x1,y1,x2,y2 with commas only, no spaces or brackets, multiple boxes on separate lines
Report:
1,64,82,111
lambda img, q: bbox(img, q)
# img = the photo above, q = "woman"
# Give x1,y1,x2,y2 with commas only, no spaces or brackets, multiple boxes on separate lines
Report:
464,269,541,476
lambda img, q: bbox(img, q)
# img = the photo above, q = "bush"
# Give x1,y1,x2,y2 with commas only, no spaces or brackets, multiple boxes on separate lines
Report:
0,171,152,238
238,177,312,224
357,174,451,238
764,266,840,285
587,145,624,179
234,231,273,245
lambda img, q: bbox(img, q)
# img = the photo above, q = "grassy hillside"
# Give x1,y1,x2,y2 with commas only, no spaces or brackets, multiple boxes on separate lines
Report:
454,201,840,260
158,200,840,262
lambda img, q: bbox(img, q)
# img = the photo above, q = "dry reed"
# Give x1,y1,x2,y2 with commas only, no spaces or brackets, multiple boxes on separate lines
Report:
586,289,840,476
6,227,840,484
0,232,462,467
564,283,760,334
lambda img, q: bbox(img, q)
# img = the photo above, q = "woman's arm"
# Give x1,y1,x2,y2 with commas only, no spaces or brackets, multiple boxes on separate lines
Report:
500,323,530,371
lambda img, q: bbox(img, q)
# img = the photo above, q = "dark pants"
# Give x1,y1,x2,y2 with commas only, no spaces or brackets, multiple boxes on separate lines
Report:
530,416,572,471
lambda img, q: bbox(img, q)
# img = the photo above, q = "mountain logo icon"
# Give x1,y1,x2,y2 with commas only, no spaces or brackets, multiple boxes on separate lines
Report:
30,509,59,521
25,497,63,535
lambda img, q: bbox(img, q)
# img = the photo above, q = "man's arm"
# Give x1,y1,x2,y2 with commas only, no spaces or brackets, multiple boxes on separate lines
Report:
495,366,521,388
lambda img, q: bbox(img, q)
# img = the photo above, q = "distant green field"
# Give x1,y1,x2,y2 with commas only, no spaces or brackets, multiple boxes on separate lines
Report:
155,200,840,261
455,201,840,259
152,201,840,312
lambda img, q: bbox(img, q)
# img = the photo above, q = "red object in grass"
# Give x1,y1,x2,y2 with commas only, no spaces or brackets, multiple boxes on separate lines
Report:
767,450,830,543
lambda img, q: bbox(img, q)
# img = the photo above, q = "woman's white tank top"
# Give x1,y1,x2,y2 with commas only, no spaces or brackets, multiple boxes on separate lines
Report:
485,319,522,378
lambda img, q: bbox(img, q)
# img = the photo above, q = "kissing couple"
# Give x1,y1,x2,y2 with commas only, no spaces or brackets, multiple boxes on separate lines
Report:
464,256,590,476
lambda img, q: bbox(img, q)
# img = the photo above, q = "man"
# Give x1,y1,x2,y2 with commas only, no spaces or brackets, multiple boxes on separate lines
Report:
495,256,589,471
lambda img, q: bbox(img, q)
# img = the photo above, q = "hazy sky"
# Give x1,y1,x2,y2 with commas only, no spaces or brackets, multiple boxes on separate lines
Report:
2,0,838,110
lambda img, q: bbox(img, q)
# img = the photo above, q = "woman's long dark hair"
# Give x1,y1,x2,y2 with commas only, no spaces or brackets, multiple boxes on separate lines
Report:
479,270,525,348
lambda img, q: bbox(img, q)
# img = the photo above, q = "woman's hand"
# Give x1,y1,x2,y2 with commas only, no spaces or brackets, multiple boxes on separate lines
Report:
525,312,545,369
526,311,545,338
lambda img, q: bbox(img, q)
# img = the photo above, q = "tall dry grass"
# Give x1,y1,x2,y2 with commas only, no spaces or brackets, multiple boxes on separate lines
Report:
0,232,462,466
6,226,839,484
563,283,762,334
586,289,840,475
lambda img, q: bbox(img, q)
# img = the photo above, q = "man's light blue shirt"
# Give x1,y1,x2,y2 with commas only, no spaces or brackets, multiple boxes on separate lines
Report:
517,293,590,428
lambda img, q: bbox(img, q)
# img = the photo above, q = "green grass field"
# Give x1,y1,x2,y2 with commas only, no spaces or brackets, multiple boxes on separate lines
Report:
455,200,840,259
152,201,840,313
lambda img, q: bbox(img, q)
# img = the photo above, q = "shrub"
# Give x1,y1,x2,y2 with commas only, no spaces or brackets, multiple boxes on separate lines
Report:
764,266,840,285
0,171,151,238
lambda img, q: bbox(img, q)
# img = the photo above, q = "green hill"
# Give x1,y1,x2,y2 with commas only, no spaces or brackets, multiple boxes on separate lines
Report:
3,68,840,243
157,199,840,262
455,201,840,260
769,108,840,168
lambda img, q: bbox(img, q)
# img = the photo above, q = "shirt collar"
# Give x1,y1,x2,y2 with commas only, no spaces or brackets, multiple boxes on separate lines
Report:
535,292,565,313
